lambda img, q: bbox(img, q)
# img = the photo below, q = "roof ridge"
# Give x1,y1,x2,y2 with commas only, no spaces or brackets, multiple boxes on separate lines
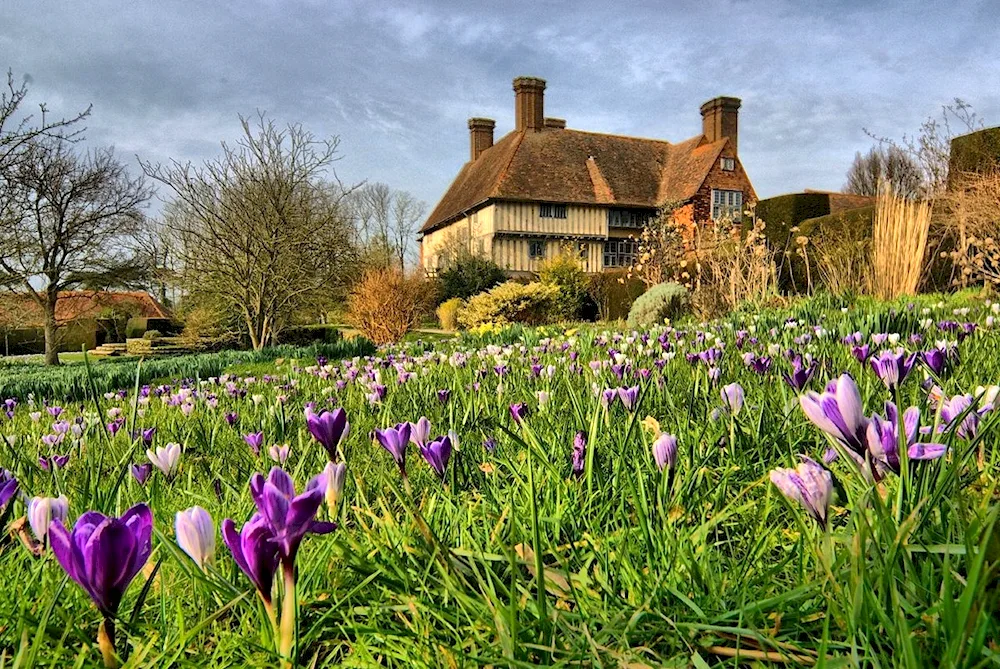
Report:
585,156,615,204
561,127,676,145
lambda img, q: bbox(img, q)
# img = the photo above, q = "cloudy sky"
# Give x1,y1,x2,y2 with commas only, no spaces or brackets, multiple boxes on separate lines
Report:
2,0,997,215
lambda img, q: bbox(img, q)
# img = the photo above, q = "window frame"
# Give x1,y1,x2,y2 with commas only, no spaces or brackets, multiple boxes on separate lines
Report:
602,238,637,268
711,189,744,222
539,203,567,219
720,157,736,172
528,239,546,259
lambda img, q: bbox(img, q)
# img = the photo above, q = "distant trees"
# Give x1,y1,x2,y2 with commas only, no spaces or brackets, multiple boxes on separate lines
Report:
844,145,924,198
345,182,426,271
0,139,151,364
141,114,358,349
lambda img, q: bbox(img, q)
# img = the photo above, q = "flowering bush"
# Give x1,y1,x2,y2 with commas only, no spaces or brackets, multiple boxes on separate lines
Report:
457,281,560,328
435,297,463,331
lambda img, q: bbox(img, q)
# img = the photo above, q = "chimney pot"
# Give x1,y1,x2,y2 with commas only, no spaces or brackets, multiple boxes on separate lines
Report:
513,76,546,132
700,96,741,152
468,117,495,161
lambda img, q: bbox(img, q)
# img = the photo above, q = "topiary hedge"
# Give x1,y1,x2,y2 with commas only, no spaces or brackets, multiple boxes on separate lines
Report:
626,282,688,327
458,282,560,328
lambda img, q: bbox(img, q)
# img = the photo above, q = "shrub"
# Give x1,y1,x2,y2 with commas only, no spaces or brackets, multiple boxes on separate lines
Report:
347,269,431,345
142,330,162,340
626,282,688,327
436,298,464,331
538,250,591,320
437,255,508,301
588,270,646,321
458,281,560,328
279,324,344,346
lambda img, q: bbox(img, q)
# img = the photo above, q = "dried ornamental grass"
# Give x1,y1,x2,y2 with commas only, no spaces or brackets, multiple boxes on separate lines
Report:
871,188,932,299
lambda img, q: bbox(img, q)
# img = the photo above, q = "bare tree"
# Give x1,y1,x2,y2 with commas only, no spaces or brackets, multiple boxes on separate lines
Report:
866,99,983,197
844,145,924,198
0,70,91,174
346,182,426,271
141,114,359,349
0,139,151,365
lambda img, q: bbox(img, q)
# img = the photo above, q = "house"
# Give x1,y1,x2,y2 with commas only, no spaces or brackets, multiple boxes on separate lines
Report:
0,291,171,355
419,76,756,275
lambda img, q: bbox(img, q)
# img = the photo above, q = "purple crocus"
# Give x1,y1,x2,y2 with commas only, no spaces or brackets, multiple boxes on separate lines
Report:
140,427,156,446
939,394,986,439
437,389,451,404
420,435,453,480
769,457,833,528
48,503,154,617
869,348,917,390
782,356,817,391
249,467,335,560
799,374,869,454
652,433,678,471
920,348,948,377
509,403,528,425
130,463,152,485
224,411,239,427
221,513,280,604
374,423,412,474
305,407,350,461
571,431,586,478
866,403,946,477
0,471,17,510
244,432,264,456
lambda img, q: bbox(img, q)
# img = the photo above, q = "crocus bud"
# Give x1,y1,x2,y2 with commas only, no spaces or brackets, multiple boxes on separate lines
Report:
28,495,69,545
324,461,347,516
175,506,215,570
651,433,678,472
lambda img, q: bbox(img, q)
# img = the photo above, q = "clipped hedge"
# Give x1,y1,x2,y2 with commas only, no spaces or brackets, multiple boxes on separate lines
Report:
949,127,1000,179
0,339,376,401
626,282,688,327
458,282,560,328
754,193,832,246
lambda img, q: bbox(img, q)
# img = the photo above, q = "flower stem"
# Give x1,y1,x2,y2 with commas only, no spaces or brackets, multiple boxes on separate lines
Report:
98,617,117,669
278,561,296,668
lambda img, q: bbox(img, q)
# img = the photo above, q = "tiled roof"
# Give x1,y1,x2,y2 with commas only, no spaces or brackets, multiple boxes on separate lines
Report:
421,128,729,233
0,291,170,327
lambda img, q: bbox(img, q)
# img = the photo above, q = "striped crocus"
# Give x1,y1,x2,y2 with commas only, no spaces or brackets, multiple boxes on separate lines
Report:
409,416,432,449
869,348,917,390
323,461,347,516
866,403,946,478
27,495,69,545
617,386,640,412
304,407,350,461
436,389,451,404
652,433,678,472
147,442,181,478
799,374,868,454
420,435,453,481
374,423,412,475
769,457,833,528
175,506,215,570
939,394,989,439
721,383,744,416
268,443,290,465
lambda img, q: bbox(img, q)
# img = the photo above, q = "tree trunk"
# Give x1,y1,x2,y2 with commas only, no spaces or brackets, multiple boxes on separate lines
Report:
43,294,60,366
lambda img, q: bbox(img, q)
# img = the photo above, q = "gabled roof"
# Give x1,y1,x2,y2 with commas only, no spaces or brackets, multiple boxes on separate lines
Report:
0,291,170,327
421,128,729,234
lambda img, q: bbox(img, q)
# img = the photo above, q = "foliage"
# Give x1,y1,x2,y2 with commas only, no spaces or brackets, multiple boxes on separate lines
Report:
343,182,426,271
347,268,430,345
278,324,344,346
538,249,591,320
141,330,162,340
141,113,358,350
458,281,559,328
624,204,684,288
1,295,999,665
436,254,508,302
808,209,874,296
587,270,646,321
625,282,688,327
844,144,924,198
435,297,463,331
938,168,1000,288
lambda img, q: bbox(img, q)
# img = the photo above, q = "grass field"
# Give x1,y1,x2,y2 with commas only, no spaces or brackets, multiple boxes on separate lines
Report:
1,293,998,667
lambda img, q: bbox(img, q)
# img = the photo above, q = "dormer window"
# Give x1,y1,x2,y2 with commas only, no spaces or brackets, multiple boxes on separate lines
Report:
539,203,567,219
721,157,736,171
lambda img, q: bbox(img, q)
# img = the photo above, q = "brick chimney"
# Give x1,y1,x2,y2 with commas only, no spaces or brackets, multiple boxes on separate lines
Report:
700,96,741,152
468,117,495,161
513,76,546,132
